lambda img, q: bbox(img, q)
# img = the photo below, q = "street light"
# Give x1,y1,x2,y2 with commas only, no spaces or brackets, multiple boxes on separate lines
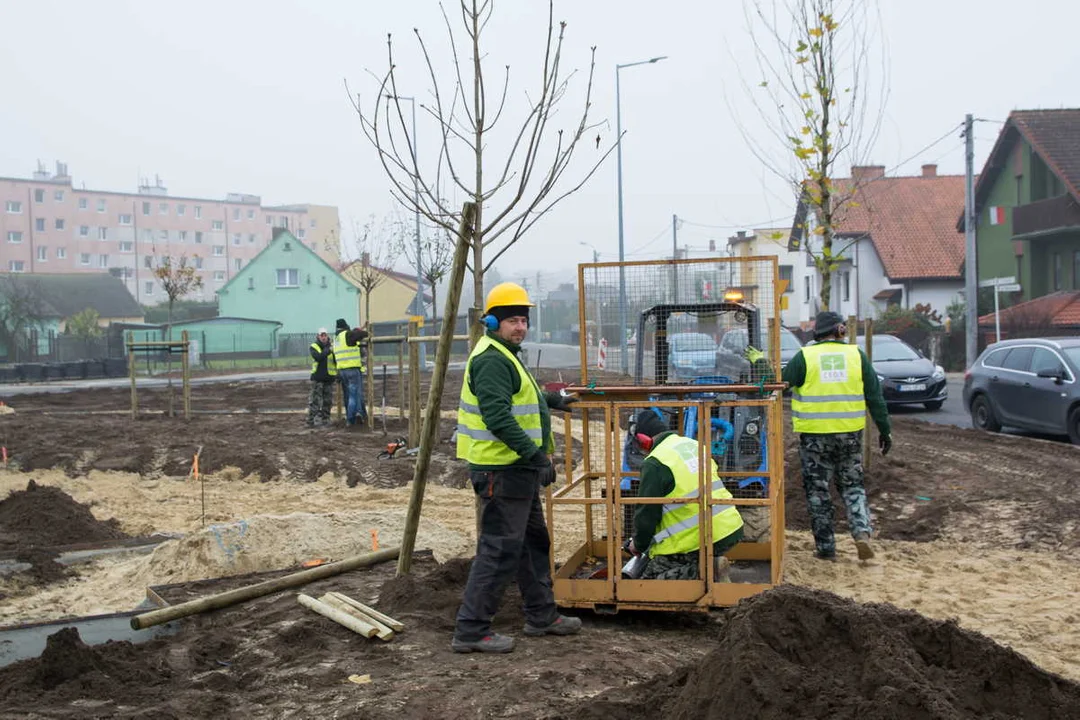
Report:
386,94,425,365
616,55,667,373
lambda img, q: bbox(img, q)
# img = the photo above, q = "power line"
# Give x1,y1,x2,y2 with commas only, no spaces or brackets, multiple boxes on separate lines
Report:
626,223,674,255
883,122,965,175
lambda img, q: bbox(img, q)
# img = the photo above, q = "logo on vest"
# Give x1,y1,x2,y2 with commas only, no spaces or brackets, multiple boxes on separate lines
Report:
819,353,849,383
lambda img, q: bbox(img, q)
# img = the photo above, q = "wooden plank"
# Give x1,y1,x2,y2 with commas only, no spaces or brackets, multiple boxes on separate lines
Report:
323,593,402,636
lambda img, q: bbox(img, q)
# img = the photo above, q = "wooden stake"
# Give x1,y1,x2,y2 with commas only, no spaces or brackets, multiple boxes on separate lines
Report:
130,546,400,630
397,339,405,421
398,202,475,576
366,334,375,430
407,318,421,449
298,594,378,638
128,331,137,420
182,330,191,419
325,592,404,632
864,318,874,470
319,594,394,641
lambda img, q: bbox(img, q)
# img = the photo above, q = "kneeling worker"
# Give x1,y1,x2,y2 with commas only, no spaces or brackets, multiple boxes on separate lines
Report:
626,410,745,580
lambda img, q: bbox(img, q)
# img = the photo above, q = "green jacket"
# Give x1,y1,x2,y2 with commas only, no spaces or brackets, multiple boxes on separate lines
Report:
632,430,679,552
782,340,890,436
466,331,561,471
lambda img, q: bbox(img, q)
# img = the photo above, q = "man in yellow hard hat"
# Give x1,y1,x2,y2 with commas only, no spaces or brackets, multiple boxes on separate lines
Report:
452,282,581,654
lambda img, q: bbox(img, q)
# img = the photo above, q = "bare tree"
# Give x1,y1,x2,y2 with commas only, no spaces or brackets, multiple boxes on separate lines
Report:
352,0,617,339
738,0,886,309
397,222,455,322
341,216,399,327
153,255,203,416
0,274,46,362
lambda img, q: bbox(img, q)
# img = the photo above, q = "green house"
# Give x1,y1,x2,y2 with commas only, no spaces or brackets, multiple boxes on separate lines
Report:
966,109,1080,302
216,229,359,336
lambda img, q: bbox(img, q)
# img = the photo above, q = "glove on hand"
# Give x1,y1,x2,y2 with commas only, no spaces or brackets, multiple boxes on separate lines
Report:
879,434,892,456
531,451,557,486
743,346,765,364
548,390,579,412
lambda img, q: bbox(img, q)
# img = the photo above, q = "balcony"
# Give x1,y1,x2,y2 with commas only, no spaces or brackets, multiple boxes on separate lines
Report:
1012,194,1080,238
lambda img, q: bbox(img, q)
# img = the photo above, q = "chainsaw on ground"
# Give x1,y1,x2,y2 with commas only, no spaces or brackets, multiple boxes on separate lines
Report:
377,437,419,460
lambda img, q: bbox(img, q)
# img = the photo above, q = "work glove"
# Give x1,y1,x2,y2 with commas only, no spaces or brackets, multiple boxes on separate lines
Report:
879,434,892,456
548,390,580,412
743,346,765,364
531,451,557,487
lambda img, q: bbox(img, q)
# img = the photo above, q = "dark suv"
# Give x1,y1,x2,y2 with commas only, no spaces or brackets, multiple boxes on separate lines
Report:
963,337,1080,444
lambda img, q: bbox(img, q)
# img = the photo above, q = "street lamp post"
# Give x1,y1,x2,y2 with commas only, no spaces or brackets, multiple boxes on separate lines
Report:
616,56,667,374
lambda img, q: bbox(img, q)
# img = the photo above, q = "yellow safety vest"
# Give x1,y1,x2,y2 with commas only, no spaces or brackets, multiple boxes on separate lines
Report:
333,330,364,371
456,335,554,465
310,342,337,377
646,434,744,558
791,342,866,434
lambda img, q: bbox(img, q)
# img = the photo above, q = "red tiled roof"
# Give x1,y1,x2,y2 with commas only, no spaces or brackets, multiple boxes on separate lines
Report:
831,173,967,281
977,290,1080,328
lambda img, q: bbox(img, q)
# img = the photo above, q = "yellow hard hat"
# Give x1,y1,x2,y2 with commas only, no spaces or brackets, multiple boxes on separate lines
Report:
484,282,534,314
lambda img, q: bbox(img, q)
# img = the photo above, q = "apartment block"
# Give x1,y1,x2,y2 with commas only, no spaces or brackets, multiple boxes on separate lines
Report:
0,162,342,305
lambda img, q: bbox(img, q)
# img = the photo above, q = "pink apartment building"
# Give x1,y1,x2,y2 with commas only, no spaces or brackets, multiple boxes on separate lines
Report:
0,162,341,305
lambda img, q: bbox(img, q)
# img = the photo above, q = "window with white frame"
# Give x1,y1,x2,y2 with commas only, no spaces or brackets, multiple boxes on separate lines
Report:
142,229,153,242
195,231,203,244
98,227,108,240
55,218,65,230
248,233,256,244
80,253,91,265
78,198,88,210
178,230,187,243
6,231,22,243
142,201,151,215
159,229,168,241
97,199,106,213
276,268,299,287
54,190,64,202
265,215,272,225
194,256,203,269
79,225,90,237
247,209,255,220
159,202,168,215
232,208,241,221
35,218,45,232
194,205,202,219
298,228,307,239
98,254,108,267
212,220,223,230
8,260,25,272
213,270,225,281
119,214,132,225
232,233,241,246
145,281,154,296
6,201,22,213
212,245,224,256
34,189,45,203
37,246,48,261
234,258,242,271
177,204,186,216
842,271,851,302
57,247,66,259
120,241,133,253
279,215,287,227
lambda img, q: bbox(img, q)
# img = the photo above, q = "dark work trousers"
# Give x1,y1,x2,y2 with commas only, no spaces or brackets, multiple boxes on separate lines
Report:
454,468,560,641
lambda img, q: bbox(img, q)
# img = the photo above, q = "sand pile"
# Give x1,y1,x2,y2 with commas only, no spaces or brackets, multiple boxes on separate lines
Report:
564,585,1080,720
0,480,128,552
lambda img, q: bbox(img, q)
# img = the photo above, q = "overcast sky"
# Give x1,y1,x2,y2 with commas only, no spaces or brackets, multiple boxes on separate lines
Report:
2,0,1078,293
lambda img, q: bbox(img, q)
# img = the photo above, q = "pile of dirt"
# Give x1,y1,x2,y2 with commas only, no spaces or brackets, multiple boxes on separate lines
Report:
558,585,1080,720
0,480,128,552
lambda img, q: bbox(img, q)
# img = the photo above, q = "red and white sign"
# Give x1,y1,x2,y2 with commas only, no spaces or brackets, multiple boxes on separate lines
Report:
597,337,607,370
988,206,1006,226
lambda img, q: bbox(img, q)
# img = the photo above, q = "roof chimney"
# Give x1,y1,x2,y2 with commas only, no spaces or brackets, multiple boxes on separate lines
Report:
851,165,886,183
921,163,937,178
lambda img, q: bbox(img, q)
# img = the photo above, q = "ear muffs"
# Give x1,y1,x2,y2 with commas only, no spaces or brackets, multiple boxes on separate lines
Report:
482,314,499,331
635,433,654,452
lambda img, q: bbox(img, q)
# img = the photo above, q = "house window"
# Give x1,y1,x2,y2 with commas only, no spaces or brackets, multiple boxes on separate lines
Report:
7,260,25,272
5,201,22,213
276,268,299,287
212,245,224,256
232,233,241,246
803,278,811,304
194,256,203,269
194,206,202,219
56,247,66,259
248,233,256,244
145,282,154,296
212,220,224,230
144,256,153,268
119,214,132,225
233,208,241,221
842,271,851,302
37,246,48,261
298,228,307,239
120,241,133,253
234,258,242,271
159,229,168,241
177,204,186,216
54,190,64,202
213,271,225,282
178,230,187,243
279,215,287,227
54,218,65,230
34,188,45,203
195,231,203,244
97,199,106,213
142,228,154,242
779,265,794,292
159,202,169,215
80,253,91,265
79,225,90,237
1030,151,1065,202
310,218,317,228
6,231,22,243
98,254,109,268
247,209,255,220
266,215,272,225
320,275,327,288
35,218,45,232
78,198,88,210
98,227,108,240
248,277,255,290
142,201,151,215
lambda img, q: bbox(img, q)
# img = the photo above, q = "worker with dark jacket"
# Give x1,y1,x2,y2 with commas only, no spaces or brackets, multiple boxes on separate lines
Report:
782,311,891,561
626,410,745,581
333,318,367,427
452,282,581,654
306,328,336,427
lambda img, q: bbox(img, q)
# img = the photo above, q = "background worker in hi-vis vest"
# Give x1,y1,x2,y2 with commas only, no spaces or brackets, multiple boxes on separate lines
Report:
782,311,891,562
452,282,581,654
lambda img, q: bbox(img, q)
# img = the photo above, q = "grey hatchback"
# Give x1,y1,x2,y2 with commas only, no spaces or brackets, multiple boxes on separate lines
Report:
962,337,1080,444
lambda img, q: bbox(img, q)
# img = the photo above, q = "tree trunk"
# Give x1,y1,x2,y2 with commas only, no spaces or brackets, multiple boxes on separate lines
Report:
166,299,175,417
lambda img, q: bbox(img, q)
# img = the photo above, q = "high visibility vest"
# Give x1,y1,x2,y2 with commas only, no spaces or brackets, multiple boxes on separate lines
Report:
333,330,364,371
456,335,554,465
791,342,866,434
646,434,744,558
310,342,337,377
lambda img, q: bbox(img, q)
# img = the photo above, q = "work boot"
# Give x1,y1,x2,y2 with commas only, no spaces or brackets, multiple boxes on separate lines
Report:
713,556,732,583
523,615,582,637
854,533,875,560
451,633,515,654
814,549,837,562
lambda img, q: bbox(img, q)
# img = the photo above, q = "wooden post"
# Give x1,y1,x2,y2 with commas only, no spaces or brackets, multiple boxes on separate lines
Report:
128,332,137,420
181,330,191,419
847,315,867,467
407,319,421,449
366,334,375,430
397,338,405,421
398,202,475,576
864,318,874,469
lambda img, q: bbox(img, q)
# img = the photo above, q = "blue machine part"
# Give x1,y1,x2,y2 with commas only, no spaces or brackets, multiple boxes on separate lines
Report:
738,432,768,491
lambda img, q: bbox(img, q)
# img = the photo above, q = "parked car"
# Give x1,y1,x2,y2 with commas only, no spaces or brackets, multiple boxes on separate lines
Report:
855,334,947,411
962,337,1080,444
718,326,804,371
666,332,720,381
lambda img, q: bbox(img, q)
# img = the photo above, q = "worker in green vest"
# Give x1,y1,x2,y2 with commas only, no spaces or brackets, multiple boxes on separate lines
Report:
333,318,367,427
781,311,891,562
452,282,581,654
306,328,336,428
626,410,745,581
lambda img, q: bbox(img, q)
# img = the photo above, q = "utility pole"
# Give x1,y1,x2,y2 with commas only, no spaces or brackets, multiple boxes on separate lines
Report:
964,114,977,369
672,214,679,303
